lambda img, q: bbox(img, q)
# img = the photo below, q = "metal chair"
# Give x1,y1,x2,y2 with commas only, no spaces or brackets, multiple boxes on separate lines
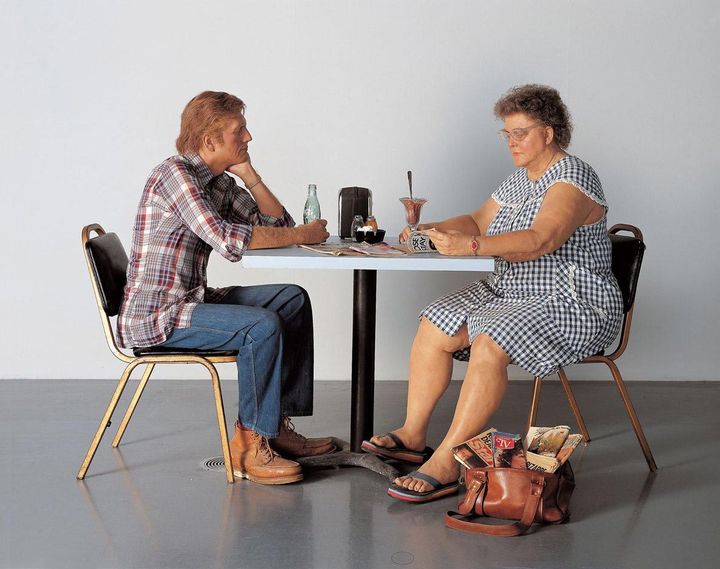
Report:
77,223,237,483
526,224,657,472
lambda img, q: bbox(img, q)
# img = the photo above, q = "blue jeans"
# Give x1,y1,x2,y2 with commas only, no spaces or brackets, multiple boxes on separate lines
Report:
158,284,314,438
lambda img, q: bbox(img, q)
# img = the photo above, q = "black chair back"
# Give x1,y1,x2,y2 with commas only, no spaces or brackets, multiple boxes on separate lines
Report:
609,232,645,314
86,233,129,317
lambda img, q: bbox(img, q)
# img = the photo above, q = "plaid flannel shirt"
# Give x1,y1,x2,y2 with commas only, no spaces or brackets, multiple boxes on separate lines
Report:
116,153,295,348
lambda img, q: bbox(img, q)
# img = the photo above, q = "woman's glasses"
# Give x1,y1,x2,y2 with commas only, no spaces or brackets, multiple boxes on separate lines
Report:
498,123,546,142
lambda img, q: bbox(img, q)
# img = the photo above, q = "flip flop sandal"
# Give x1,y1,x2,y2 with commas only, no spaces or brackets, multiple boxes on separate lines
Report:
387,471,460,503
360,432,434,464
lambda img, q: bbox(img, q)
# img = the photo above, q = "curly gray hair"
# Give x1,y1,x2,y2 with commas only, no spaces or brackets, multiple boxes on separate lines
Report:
494,84,573,149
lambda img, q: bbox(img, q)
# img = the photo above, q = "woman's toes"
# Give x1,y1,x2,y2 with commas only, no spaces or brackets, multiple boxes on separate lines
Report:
372,433,395,447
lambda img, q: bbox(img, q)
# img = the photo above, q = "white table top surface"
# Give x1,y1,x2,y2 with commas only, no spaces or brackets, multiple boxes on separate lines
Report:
241,237,495,272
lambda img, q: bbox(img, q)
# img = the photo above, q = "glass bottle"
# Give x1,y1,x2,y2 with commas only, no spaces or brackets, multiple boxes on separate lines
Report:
350,214,364,238
303,184,321,224
365,215,378,233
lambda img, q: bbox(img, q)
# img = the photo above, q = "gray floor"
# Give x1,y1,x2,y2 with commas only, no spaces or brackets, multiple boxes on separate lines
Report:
1,379,719,569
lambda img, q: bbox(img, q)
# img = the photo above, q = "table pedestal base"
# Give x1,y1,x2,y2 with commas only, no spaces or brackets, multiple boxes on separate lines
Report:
296,438,400,480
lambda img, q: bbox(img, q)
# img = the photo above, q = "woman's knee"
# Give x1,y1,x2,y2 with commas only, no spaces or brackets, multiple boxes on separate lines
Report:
468,334,511,367
416,317,469,353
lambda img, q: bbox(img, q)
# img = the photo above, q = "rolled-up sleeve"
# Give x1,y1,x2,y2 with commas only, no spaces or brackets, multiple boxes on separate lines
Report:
160,163,252,262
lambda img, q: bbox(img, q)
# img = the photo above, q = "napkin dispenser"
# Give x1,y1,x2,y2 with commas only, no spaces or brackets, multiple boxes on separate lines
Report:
337,187,372,238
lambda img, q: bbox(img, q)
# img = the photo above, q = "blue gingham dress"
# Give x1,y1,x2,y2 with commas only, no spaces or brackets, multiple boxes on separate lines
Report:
420,155,623,378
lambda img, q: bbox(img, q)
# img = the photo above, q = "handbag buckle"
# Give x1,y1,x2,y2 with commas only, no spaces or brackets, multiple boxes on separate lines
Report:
530,478,545,496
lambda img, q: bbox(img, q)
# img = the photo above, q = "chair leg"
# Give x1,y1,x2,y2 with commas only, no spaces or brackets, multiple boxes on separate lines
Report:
198,360,234,484
557,368,591,443
112,363,155,447
77,361,142,480
527,376,542,434
604,359,657,472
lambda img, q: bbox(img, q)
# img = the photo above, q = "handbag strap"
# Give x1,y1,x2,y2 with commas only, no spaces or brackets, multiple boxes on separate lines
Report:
445,474,545,537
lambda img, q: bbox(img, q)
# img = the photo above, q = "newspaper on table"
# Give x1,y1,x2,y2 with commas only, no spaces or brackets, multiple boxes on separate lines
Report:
299,242,407,257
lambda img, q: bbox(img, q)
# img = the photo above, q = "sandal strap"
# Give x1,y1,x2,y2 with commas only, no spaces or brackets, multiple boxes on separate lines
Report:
384,432,405,448
406,470,443,489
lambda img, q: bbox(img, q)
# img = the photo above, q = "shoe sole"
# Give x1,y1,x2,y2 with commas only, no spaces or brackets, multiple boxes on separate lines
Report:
360,441,426,464
386,484,459,503
281,444,337,458
233,469,304,485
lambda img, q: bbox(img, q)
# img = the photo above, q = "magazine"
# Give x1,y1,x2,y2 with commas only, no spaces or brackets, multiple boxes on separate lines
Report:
524,426,584,473
453,425,584,473
450,427,496,468
491,431,526,469
299,242,407,257
556,434,584,465
525,452,561,473
525,425,571,457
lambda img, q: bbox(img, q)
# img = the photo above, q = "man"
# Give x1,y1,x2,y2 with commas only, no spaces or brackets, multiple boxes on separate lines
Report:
117,91,333,485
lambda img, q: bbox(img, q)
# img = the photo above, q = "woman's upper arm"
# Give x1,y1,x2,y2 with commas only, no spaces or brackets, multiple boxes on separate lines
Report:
531,182,601,251
469,198,501,236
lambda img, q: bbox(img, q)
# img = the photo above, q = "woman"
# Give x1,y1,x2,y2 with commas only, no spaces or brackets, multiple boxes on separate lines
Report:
361,84,623,503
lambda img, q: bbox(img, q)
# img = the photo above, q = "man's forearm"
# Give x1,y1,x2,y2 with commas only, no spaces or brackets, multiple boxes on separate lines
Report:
247,181,285,218
247,226,304,249
232,164,285,218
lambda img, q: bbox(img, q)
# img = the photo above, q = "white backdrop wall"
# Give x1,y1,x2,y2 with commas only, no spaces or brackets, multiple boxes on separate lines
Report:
1,0,718,381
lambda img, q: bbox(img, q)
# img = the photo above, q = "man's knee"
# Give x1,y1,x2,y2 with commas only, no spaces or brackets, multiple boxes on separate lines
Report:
248,311,283,342
278,284,312,319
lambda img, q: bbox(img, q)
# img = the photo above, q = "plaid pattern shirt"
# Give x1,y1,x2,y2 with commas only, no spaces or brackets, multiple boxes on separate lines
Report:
117,153,294,348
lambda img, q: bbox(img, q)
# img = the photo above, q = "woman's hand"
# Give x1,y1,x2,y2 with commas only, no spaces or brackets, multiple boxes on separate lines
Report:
426,229,475,256
399,223,430,243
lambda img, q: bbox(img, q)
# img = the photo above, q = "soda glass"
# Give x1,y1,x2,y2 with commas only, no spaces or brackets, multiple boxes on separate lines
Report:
399,197,427,230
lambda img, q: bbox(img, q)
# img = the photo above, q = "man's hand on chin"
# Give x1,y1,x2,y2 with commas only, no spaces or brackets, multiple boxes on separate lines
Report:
227,160,256,184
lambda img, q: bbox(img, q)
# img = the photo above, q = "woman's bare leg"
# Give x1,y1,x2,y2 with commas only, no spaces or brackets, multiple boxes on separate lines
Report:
369,317,469,451
394,333,511,492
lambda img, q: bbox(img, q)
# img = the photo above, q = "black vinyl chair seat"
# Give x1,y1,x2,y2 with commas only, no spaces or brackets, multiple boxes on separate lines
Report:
132,346,239,358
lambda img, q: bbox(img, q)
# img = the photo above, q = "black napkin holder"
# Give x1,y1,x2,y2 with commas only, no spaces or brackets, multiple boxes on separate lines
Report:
337,187,373,238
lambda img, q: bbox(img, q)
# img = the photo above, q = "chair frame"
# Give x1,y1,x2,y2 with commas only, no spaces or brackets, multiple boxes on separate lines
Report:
526,224,657,472
77,224,236,483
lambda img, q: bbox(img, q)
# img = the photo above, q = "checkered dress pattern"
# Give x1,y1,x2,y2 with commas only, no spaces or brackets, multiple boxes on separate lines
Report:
117,153,294,348
420,155,623,378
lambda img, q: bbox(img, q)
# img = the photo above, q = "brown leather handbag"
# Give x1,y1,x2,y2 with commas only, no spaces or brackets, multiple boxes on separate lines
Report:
444,463,575,536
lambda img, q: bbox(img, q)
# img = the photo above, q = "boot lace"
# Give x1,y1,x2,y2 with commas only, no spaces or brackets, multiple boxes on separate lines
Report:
281,416,308,444
252,432,279,462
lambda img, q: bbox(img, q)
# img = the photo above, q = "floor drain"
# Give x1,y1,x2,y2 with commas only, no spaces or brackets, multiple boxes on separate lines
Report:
201,457,226,471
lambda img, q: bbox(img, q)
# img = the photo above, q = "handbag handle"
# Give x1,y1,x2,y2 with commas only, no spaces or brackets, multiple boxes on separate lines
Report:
445,475,545,537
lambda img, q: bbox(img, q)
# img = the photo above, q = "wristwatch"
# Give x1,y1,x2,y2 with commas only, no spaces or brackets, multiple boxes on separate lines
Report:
470,236,479,256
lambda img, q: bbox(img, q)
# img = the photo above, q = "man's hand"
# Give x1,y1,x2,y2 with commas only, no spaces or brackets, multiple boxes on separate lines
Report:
227,160,257,187
425,229,474,256
298,219,330,244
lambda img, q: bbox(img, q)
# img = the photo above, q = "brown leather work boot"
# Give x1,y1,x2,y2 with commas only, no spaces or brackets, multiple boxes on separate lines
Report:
269,416,336,458
230,422,303,485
